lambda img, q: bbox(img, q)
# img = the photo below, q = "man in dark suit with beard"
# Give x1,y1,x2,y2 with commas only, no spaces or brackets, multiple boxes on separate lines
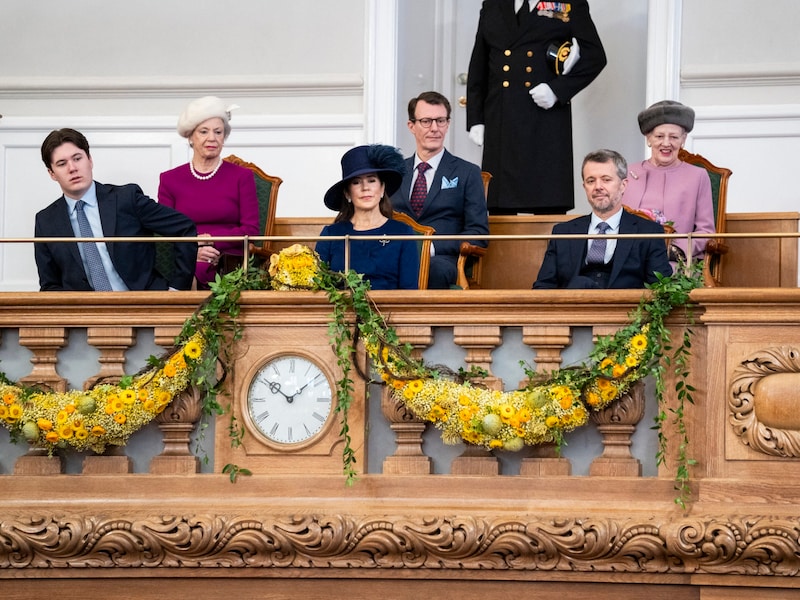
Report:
534,149,672,289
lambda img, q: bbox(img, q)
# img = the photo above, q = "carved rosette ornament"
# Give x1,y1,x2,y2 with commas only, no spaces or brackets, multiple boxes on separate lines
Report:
730,346,800,457
0,513,799,575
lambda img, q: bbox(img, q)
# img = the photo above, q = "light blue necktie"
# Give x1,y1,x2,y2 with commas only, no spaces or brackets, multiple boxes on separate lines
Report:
75,200,113,291
587,221,610,265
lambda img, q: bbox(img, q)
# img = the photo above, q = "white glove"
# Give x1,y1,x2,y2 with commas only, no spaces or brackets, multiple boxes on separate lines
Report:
530,83,557,109
562,37,580,75
468,124,485,147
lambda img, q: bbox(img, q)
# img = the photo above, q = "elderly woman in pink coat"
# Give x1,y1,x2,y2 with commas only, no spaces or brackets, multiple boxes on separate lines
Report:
623,100,715,264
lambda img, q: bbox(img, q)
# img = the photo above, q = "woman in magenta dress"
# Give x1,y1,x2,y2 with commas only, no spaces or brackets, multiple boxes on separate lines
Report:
158,96,259,288
623,100,715,265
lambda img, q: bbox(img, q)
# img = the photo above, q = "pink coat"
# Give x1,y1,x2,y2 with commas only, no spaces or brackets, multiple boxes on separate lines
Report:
623,160,715,259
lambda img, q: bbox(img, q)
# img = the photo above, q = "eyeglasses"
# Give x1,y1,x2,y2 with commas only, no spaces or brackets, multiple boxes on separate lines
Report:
411,117,450,128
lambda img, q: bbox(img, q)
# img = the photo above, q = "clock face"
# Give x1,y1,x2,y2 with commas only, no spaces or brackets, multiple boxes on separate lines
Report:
246,354,334,446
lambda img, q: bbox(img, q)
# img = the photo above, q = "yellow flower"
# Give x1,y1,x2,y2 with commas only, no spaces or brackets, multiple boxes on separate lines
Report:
600,357,614,370
596,378,613,391
427,405,447,422
601,387,618,402
586,391,601,407
545,415,559,428
631,334,648,351
458,394,471,406
120,389,136,404
558,396,573,410
111,398,125,412
143,399,156,412
612,364,627,378
58,425,73,439
2,392,15,404
138,388,149,401
625,354,639,368
489,439,504,449
37,418,54,431
75,428,89,440
91,425,106,436
45,431,60,443
184,340,202,360
392,379,406,390
408,380,423,393
0,406,7,420
114,413,127,424
65,404,76,415
163,363,177,378
7,404,22,421
517,407,532,423
499,404,515,419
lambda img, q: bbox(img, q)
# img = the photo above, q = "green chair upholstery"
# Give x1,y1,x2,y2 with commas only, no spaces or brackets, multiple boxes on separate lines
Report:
392,210,434,290
223,154,283,266
678,148,732,287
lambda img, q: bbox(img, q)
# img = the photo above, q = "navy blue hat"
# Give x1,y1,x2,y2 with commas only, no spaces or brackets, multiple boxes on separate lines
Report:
324,144,406,211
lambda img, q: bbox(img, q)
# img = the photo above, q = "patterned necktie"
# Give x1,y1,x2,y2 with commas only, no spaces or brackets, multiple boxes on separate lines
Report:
75,200,113,291
410,162,431,216
586,221,611,265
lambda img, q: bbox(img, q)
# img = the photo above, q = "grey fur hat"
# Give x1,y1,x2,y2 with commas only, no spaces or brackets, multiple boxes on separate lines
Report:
637,100,695,134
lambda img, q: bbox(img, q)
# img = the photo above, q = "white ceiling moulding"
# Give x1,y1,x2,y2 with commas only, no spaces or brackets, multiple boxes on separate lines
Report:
0,74,364,99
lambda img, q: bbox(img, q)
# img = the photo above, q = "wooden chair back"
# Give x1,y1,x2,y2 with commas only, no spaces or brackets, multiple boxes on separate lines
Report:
392,210,434,290
223,154,283,261
678,148,732,286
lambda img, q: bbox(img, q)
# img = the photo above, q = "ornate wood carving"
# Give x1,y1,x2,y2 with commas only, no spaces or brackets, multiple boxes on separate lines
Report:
730,346,800,457
1,512,798,575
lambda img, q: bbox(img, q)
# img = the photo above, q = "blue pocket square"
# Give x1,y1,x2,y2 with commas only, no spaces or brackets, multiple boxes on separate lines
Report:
442,176,459,190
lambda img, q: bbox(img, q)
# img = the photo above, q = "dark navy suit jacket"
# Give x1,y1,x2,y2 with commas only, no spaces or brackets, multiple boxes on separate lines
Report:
391,149,489,288
34,182,197,291
533,209,672,289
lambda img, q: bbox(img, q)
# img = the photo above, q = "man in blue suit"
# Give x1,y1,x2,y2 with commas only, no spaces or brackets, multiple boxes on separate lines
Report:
392,91,490,289
34,128,197,291
534,149,672,289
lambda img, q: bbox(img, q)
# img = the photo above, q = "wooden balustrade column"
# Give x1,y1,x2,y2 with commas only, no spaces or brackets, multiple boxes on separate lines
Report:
84,327,135,388
14,327,68,475
382,326,434,475
520,325,573,476
451,326,502,475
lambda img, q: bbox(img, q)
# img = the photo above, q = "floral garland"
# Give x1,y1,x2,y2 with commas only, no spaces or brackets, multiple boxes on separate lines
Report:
0,334,205,454
0,244,701,503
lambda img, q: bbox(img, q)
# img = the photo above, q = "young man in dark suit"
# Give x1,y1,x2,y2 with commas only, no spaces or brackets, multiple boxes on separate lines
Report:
34,128,197,291
533,149,672,289
391,91,490,289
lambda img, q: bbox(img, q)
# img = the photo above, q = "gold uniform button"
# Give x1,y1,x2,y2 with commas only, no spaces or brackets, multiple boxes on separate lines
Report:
502,81,510,88
503,65,510,72
525,81,532,87
526,66,532,73
527,51,534,57
504,49,512,56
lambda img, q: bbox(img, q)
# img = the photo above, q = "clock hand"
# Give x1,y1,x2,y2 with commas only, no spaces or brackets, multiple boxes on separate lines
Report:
267,380,292,401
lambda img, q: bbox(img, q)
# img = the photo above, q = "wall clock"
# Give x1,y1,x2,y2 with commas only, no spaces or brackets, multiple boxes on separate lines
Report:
214,322,366,476
246,354,333,447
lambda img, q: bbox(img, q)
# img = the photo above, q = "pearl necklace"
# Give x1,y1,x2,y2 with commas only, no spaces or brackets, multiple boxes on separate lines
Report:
189,158,223,181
